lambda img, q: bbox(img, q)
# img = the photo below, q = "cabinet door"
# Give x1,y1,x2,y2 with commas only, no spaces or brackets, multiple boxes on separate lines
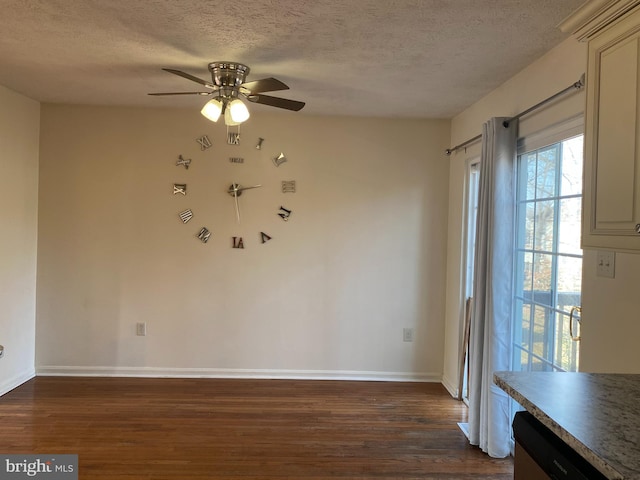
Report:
583,7,640,251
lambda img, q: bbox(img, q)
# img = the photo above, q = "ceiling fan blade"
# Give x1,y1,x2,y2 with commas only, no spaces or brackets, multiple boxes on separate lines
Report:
148,91,211,96
162,68,215,89
240,77,289,94
248,94,305,111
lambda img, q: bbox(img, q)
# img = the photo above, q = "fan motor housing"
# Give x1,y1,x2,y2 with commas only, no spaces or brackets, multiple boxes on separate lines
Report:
208,62,249,88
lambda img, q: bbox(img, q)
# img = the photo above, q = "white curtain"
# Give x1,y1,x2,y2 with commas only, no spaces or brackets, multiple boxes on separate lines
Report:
467,117,518,458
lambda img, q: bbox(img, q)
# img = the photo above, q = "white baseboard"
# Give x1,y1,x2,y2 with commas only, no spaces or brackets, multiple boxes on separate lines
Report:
36,365,442,383
441,374,459,398
0,368,35,397
458,422,470,440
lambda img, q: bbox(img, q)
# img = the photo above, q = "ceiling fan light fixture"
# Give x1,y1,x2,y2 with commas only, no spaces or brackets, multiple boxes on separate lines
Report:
201,98,222,122
228,98,250,123
152,62,305,127
224,107,240,126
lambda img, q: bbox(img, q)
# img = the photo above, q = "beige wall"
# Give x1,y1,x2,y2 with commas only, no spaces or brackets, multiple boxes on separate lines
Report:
580,251,640,373
0,85,40,394
444,36,640,394
36,105,450,380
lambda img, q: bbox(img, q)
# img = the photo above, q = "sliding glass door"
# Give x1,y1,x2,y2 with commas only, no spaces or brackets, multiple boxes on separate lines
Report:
512,135,583,373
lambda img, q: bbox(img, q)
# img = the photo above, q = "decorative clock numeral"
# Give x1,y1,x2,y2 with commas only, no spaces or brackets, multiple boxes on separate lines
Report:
260,232,272,244
282,180,296,193
196,135,212,150
278,206,292,221
256,137,264,150
179,209,193,224
227,132,240,145
232,236,245,249
173,184,187,195
273,152,287,167
229,157,244,164
176,155,191,169
197,227,211,243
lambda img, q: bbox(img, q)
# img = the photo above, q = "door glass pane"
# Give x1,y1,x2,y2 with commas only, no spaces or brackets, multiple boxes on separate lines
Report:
524,153,537,200
560,136,584,196
535,145,559,199
524,202,535,250
531,354,548,372
532,305,550,358
518,300,531,351
522,251,534,301
532,253,553,305
518,348,529,371
557,256,582,314
558,197,582,255
533,201,555,251
554,312,580,371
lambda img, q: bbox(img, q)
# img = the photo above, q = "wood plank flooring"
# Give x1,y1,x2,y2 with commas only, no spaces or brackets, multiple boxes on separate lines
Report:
0,377,513,479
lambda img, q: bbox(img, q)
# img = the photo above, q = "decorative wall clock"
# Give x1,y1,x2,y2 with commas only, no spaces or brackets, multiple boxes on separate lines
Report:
172,134,296,249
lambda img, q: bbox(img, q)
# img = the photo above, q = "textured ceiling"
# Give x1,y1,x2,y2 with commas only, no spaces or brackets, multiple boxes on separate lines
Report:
0,0,586,118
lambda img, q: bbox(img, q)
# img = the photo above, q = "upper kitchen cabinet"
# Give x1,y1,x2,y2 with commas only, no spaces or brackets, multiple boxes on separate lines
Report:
563,0,640,251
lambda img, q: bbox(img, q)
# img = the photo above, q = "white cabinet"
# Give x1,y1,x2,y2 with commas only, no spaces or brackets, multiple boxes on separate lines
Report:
579,2,640,251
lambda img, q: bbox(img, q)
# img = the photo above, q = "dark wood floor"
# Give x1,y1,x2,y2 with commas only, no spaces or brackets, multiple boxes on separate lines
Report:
0,377,513,479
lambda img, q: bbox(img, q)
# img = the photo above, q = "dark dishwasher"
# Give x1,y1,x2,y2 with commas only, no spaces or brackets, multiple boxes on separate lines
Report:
512,411,608,480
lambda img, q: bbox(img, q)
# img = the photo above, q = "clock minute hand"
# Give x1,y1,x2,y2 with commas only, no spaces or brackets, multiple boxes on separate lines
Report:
234,189,240,224
235,184,262,193
228,183,241,224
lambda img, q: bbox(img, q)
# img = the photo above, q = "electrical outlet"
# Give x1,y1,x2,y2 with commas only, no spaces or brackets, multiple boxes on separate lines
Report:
596,251,615,278
403,328,414,342
136,322,147,336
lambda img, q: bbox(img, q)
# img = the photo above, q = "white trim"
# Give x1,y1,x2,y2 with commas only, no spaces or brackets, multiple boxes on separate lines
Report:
458,421,470,440
0,368,35,397
36,365,442,383
559,0,640,40
559,0,620,34
517,114,584,154
441,374,459,398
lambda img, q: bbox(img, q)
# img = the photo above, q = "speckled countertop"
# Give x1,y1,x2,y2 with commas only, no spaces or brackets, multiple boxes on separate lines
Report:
494,372,640,480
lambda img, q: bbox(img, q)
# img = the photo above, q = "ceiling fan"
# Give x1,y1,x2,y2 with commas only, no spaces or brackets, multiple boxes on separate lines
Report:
149,61,305,125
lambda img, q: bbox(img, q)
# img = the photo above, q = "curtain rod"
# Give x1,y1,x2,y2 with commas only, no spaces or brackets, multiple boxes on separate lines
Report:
445,74,585,156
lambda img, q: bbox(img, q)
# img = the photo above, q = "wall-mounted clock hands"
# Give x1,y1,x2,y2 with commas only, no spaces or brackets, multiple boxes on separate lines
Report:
228,183,263,223
233,185,240,223
236,184,262,194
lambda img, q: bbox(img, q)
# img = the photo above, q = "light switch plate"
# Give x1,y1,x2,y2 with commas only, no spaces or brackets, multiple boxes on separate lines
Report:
136,322,147,336
596,250,615,278
403,328,414,342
